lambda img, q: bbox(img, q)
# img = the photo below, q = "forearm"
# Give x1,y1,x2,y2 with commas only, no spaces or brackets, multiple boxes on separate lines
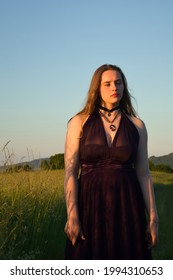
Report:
137,172,158,222
64,171,85,245
64,171,79,220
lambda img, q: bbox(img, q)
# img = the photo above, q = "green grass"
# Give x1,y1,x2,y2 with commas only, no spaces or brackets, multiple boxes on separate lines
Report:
0,170,66,259
151,171,173,259
0,170,173,259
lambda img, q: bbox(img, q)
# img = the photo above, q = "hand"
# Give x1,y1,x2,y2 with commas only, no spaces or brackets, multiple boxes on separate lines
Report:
64,217,85,246
146,220,159,248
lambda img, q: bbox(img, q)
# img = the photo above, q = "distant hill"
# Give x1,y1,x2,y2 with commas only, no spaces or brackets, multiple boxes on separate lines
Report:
24,158,50,170
149,153,173,169
0,158,49,172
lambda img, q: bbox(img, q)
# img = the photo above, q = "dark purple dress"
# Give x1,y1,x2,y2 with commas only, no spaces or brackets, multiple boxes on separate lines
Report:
65,111,151,260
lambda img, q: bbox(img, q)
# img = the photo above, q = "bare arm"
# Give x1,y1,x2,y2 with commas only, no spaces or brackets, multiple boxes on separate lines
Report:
64,115,85,245
134,119,159,247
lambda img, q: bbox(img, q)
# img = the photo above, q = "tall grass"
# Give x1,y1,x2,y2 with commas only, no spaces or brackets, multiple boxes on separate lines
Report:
0,170,66,259
151,172,173,260
0,170,173,259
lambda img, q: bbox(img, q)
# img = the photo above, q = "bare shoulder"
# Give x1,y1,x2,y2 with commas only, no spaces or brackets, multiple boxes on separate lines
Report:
68,113,89,129
67,113,89,138
127,115,147,136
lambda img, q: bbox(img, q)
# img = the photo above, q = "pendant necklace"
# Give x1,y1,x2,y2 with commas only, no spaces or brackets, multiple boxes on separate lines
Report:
99,105,120,116
99,109,121,131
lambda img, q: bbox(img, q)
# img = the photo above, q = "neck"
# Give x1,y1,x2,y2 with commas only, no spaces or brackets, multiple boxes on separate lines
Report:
99,104,120,113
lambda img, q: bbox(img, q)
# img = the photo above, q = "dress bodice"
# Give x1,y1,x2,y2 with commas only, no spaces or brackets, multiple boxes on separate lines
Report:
79,111,139,166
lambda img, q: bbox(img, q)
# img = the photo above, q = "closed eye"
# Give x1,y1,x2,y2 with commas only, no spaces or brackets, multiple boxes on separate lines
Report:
104,82,110,87
115,79,122,85
103,80,122,87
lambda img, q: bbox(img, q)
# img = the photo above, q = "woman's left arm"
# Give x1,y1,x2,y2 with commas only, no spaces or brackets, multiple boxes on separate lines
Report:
134,119,159,247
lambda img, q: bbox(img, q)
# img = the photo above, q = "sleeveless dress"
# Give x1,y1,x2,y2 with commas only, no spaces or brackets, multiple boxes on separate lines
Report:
65,110,152,260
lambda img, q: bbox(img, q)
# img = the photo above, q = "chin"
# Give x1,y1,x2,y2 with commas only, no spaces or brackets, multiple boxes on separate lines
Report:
112,101,120,106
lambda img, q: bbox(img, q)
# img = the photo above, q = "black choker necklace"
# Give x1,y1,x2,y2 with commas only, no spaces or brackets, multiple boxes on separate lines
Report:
99,105,120,116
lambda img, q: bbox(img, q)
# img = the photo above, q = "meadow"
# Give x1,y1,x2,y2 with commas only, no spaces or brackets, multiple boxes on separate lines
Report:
0,170,66,260
0,170,173,260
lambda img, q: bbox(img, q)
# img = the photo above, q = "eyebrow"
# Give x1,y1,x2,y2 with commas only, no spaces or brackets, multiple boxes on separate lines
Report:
102,79,122,84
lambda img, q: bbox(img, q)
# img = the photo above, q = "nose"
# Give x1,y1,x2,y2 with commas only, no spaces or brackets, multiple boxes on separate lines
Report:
112,82,117,90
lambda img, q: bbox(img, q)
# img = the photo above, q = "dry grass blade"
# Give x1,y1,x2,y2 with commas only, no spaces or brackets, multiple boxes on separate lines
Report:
2,140,11,152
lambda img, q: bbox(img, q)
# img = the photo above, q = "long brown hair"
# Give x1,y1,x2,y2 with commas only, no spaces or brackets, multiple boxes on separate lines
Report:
78,64,137,117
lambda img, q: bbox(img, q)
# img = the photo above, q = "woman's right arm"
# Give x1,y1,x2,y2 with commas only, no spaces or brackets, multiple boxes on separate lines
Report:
64,115,85,246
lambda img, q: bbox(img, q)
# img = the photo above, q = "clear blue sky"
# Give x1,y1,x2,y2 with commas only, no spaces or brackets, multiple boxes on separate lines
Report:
0,0,173,164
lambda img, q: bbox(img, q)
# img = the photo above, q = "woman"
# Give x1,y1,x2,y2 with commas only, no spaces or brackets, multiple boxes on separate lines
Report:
64,64,158,259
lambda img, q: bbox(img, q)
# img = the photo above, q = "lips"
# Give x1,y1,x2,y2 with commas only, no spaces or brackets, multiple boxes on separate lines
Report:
111,93,119,97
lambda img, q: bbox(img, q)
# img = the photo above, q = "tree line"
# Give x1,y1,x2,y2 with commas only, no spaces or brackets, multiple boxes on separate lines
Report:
40,154,64,170
148,160,173,173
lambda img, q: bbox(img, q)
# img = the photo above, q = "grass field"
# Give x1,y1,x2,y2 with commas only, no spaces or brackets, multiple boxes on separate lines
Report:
0,170,173,260
0,170,66,260
151,171,173,260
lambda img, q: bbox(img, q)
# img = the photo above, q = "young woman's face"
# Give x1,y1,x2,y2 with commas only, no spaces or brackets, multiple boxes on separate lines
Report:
99,70,124,107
